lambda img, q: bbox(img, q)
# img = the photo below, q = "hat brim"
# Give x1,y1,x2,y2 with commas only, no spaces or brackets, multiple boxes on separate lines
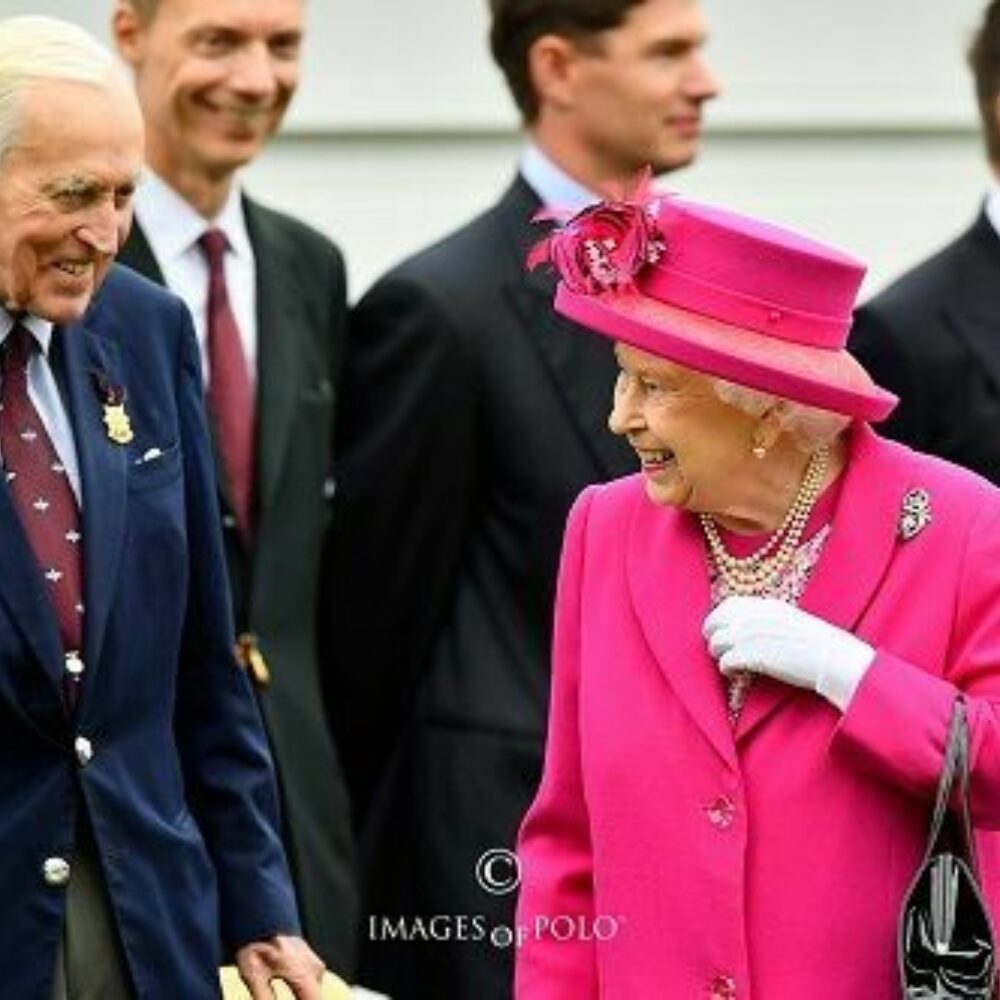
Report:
556,284,897,423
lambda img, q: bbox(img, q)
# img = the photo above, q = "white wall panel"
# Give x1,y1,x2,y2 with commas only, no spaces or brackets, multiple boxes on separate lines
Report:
242,130,990,301
2,0,994,301
702,0,985,128
8,0,988,130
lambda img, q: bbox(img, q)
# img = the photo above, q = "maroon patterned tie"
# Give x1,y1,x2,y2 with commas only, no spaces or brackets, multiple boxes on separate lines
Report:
0,324,84,709
198,229,256,540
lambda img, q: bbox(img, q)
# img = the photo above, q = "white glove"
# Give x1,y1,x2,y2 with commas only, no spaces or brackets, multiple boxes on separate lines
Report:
702,596,875,711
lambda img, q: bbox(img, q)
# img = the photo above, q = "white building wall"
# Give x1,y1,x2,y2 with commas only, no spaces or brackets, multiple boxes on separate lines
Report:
5,0,994,299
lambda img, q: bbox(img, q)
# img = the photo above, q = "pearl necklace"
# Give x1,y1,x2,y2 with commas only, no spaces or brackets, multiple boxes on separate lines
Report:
698,447,829,597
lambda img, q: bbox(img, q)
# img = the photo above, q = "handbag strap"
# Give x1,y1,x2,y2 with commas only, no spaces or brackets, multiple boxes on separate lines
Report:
926,698,979,867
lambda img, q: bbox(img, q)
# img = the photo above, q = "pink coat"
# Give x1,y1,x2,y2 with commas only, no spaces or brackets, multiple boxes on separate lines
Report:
515,424,1000,999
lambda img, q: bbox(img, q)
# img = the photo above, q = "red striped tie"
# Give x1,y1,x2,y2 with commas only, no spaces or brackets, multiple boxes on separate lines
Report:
199,229,256,540
0,324,84,709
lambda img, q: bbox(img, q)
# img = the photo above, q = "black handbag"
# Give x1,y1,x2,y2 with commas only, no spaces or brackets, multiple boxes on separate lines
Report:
899,698,997,999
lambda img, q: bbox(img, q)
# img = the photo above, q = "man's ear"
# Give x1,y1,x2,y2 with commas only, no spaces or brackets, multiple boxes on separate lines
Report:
527,33,585,113
111,1,147,66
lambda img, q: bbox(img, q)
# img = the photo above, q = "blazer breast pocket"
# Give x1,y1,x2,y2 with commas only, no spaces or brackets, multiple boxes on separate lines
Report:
128,442,183,493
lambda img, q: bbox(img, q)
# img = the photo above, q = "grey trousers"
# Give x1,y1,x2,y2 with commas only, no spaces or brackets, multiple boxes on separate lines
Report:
50,821,133,1000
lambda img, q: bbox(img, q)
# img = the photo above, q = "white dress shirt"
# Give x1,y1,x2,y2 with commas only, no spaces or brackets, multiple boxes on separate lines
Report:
519,143,600,214
133,171,258,385
986,183,1000,242
0,312,81,502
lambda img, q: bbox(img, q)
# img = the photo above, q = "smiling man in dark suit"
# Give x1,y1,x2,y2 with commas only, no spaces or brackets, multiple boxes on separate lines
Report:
109,0,358,979
850,2,1000,481
326,1,719,996
0,14,324,998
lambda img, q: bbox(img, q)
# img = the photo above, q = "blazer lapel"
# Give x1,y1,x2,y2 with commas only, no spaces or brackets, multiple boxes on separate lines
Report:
508,271,631,478
627,492,738,771
943,214,1000,391
118,221,165,285
0,482,65,697
58,319,127,675
245,199,312,516
500,178,633,480
737,423,918,740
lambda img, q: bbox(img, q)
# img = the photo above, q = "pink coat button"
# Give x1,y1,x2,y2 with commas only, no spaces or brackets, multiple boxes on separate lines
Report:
710,974,737,999
705,795,736,829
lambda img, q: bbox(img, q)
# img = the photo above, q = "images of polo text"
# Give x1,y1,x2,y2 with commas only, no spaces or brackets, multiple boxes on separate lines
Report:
366,849,624,950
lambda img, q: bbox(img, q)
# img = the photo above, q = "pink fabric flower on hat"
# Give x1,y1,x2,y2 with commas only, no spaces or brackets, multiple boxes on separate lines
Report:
528,168,667,294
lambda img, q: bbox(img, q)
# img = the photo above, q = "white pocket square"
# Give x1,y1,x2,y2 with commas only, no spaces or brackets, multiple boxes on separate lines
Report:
135,447,164,465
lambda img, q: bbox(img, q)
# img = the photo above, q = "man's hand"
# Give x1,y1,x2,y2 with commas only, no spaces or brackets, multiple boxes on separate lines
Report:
236,934,325,1000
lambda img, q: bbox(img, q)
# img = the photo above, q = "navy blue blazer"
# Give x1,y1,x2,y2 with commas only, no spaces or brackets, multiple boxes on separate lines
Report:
0,265,298,998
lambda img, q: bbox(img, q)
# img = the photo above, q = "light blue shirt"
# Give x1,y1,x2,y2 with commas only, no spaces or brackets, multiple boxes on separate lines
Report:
0,312,82,502
519,144,600,214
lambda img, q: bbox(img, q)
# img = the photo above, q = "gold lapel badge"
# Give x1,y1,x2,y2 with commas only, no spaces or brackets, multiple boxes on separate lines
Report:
899,488,932,541
103,404,134,445
93,372,134,445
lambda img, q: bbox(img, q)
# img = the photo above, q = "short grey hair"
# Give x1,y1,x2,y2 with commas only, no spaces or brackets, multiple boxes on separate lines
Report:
0,16,124,163
711,378,850,451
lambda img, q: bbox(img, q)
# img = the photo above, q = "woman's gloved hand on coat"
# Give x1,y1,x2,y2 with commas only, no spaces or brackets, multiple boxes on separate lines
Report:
703,596,875,711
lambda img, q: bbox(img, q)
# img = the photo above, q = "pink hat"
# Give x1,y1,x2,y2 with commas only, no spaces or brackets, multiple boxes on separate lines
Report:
529,182,897,422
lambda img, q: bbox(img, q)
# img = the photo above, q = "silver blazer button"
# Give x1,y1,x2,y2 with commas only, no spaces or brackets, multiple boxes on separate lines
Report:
74,736,94,766
42,857,71,887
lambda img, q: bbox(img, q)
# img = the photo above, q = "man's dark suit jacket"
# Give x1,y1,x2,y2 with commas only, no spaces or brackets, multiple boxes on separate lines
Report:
850,210,1000,481
0,265,298,998
119,198,358,973
326,177,634,999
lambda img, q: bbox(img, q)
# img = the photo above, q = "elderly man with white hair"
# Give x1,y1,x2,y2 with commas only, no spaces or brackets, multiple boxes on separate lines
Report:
0,15,324,999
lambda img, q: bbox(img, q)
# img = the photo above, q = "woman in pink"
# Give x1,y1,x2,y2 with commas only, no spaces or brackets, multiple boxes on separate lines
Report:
515,190,1000,998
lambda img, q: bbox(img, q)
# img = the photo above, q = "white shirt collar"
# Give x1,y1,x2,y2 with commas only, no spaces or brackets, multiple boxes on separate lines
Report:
519,143,601,214
0,311,54,357
985,183,1000,242
134,169,253,262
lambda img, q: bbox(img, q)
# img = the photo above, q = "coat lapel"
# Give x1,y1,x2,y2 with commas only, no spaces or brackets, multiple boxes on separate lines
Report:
625,425,920,761
499,178,633,480
736,423,918,740
627,491,738,770
58,319,128,675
